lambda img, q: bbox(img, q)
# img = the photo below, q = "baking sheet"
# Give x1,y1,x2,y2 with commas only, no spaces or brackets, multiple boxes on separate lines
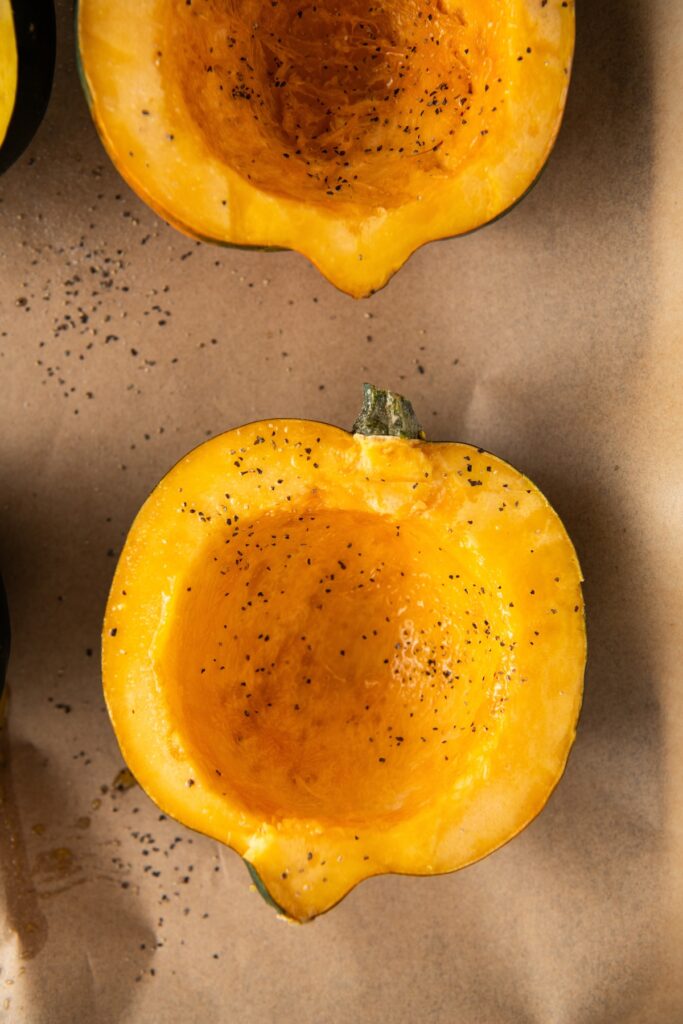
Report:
1,1,681,1021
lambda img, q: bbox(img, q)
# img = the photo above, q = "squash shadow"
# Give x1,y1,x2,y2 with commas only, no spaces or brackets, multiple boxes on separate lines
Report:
0,727,158,1024
481,0,663,959
0,455,156,1024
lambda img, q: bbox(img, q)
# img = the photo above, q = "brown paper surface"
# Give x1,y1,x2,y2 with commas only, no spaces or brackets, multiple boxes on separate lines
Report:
1,1,681,1021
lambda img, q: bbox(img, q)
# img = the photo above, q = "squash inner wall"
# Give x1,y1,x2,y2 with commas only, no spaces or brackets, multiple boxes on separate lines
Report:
161,0,505,207
159,507,512,826
0,0,18,148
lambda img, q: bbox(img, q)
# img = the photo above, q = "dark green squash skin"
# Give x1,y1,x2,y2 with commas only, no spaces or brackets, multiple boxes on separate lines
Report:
0,0,56,176
244,862,288,917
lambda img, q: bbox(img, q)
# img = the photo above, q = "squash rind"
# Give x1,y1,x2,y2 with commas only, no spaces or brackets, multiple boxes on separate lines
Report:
244,862,289,918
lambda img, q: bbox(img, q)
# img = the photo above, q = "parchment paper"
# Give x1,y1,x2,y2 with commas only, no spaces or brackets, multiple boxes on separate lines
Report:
1,1,681,1021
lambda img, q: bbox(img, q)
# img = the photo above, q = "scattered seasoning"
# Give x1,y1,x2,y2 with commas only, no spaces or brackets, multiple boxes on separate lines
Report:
167,0,516,205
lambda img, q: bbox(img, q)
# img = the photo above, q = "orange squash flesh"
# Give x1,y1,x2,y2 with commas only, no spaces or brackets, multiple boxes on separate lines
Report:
103,391,585,921
78,0,575,296
0,0,55,175
0,2,18,151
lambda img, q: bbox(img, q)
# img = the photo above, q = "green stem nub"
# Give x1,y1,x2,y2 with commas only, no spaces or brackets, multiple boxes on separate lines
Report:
352,383,425,440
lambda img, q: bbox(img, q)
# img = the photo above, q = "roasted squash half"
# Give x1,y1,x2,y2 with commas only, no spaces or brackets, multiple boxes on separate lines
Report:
0,0,55,176
103,386,585,921
78,0,574,296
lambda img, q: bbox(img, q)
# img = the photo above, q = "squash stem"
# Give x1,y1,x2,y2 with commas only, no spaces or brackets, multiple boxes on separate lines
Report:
352,383,425,440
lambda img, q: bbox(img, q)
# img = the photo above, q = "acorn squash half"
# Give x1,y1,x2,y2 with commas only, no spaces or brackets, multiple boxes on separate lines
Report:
103,386,585,922
0,0,55,176
77,0,574,296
